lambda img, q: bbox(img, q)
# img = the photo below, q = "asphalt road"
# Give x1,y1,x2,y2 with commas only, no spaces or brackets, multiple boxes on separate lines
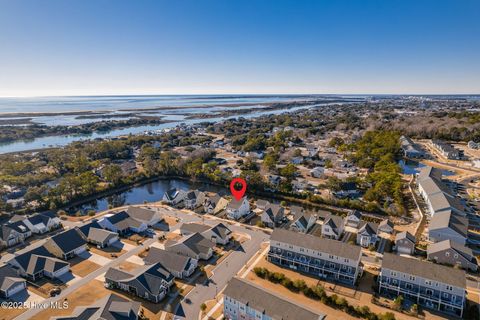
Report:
173,225,267,320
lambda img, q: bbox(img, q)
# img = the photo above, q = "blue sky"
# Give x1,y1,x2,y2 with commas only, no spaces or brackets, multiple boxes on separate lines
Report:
0,0,479,96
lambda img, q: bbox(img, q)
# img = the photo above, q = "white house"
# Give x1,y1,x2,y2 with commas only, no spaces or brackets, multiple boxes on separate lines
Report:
225,197,250,220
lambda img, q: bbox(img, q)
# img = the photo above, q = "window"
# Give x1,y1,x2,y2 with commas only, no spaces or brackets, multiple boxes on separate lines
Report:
446,285,453,291
392,279,398,285
445,252,450,257
344,258,349,263
426,289,433,295
390,271,397,277
425,280,432,286
329,263,335,268
454,254,458,259
329,255,334,259
443,292,449,298
409,275,415,281
406,283,413,290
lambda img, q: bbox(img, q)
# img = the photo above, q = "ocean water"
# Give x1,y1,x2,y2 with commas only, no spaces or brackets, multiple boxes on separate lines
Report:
0,94,320,114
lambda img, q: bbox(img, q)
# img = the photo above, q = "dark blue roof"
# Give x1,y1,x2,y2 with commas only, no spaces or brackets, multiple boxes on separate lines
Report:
49,228,86,254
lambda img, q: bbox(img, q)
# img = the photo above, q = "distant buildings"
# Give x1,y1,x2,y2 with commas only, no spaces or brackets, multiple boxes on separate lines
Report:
431,139,464,160
223,277,325,320
379,253,466,317
268,229,362,286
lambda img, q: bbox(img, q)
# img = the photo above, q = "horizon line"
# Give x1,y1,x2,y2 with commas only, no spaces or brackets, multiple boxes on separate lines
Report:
1,92,479,99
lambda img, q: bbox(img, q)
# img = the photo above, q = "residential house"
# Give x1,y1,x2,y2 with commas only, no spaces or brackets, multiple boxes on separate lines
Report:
165,232,215,260
333,182,360,199
44,228,88,260
261,204,285,228
379,253,466,317
266,175,282,188
321,214,345,240
310,167,325,178
223,277,326,320
183,190,206,209
98,211,148,235
23,212,61,234
0,264,27,298
400,136,426,158
395,231,416,255
8,246,70,281
290,207,316,233
429,210,468,245
126,206,163,226
162,188,187,206
427,240,478,272
204,194,229,215
51,293,141,320
85,227,119,248
356,222,379,248
226,197,250,220
268,229,362,285
0,224,27,248
344,210,362,228
378,219,394,234
105,262,174,303
255,199,270,211
143,247,197,279
179,222,232,245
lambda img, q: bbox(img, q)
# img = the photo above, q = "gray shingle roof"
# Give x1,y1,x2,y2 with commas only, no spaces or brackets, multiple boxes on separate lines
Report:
180,223,210,234
382,252,466,288
87,228,118,244
395,231,415,244
427,240,474,261
430,211,468,237
271,229,361,261
51,293,140,320
144,247,193,274
105,262,174,296
126,207,160,223
358,221,379,236
224,278,325,320
0,264,25,293
47,228,87,254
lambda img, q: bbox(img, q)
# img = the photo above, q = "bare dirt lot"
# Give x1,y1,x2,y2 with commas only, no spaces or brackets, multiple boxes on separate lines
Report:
70,258,101,277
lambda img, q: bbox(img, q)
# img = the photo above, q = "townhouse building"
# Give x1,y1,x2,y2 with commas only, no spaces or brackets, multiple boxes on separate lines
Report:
379,253,466,317
268,229,362,286
223,277,325,320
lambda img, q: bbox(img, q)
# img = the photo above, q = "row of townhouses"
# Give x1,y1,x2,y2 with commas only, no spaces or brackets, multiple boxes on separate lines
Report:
416,166,477,271
268,229,362,286
223,277,325,320
267,229,468,317
431,139,464,160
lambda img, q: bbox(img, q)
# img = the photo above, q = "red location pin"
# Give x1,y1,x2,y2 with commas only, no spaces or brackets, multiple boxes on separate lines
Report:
230,178,247,201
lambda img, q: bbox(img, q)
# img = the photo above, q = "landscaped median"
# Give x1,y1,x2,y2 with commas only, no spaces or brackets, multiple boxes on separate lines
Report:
253,267,396,320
